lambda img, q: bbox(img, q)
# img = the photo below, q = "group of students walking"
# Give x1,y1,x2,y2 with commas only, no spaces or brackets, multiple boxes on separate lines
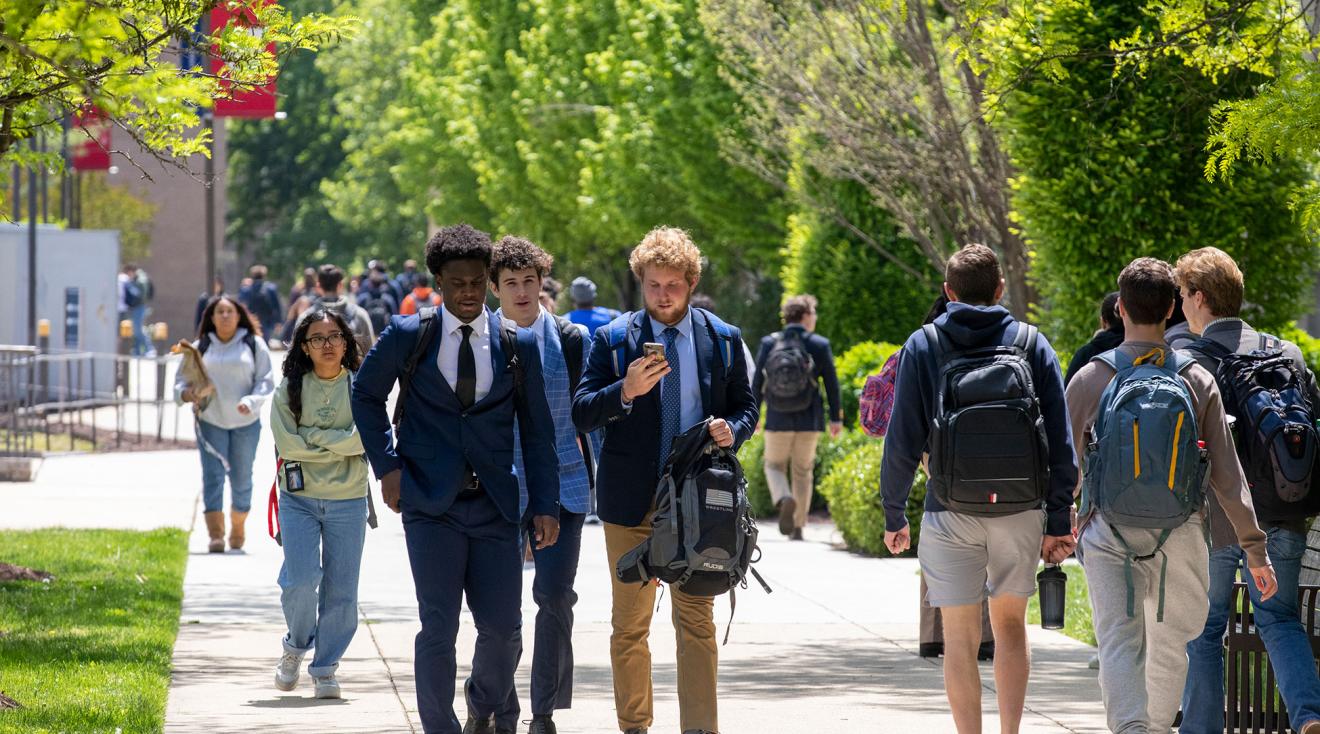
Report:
882,244,1320,734
175,224,774,734
174,231,1320,734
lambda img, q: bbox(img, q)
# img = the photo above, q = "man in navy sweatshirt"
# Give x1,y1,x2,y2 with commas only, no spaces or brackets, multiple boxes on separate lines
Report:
880,244,1078,734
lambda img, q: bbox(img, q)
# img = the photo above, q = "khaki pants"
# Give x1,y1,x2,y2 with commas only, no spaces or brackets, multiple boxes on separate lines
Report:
763,430,819,529
604,519,718,732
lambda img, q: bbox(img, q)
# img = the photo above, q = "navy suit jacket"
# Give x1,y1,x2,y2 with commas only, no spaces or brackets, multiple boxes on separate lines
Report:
351,308,560,523
572,308,758,527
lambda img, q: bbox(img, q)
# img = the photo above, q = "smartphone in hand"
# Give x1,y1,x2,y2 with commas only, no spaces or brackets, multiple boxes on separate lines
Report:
643,342,665,361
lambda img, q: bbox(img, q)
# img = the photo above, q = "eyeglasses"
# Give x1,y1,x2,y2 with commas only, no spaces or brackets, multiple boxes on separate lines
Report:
306,333,347,350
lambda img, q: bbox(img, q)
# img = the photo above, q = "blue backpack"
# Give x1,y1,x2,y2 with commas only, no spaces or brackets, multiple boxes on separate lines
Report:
1084,346,1209,620
606,308,737,381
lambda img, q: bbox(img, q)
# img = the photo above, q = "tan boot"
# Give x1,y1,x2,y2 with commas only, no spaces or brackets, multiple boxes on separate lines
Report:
229,511,249,551
204,512,226,553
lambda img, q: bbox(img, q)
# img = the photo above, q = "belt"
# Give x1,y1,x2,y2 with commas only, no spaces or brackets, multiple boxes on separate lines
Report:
456,466,482,500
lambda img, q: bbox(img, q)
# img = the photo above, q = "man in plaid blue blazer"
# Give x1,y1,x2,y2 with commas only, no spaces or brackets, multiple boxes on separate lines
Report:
490,236,598,734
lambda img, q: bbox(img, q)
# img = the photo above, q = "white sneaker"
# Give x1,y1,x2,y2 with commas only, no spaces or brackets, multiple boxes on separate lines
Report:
274,651,303,691
314,674,341,699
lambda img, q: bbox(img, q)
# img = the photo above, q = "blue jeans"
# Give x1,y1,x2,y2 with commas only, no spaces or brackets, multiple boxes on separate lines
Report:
277,492,368,677
130,304,152,356
1182,526,1320,733
196,419,261,513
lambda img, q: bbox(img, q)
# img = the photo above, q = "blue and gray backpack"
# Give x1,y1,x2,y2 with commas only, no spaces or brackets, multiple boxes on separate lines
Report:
1083,347,1209,621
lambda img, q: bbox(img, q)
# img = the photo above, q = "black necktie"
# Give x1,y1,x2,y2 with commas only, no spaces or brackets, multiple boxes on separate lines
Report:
457,324,476,409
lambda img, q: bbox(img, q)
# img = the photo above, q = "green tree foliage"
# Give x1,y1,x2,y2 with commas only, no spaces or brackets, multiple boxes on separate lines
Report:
995,0,1315,349
781,179,940,356
1,0,353,173
305,0,783,323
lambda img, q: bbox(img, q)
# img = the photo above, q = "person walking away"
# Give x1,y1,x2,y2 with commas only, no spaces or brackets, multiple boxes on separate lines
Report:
573,226,759,734
308,265,375,356
241,265,284,346
566,277,620,335
1172,247,1320,734
271,307,369,700
401,273,444,316
1064,292,1124,386
178,295,275,553
196,276,225,332
351,224,561,734
490,237,597,734
357,270,399,338
881,244,1078,734
752,294,842,540
121,264,153,356
395,258,420,301
1065,256,1277,734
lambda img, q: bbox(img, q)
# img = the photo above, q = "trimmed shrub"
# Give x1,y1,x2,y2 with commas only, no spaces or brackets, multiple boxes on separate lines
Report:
1277,323,1320,378
835,341,902,427
817,440,926,556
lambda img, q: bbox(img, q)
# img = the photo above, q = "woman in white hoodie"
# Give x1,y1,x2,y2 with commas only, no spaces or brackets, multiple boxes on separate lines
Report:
178,295,275,552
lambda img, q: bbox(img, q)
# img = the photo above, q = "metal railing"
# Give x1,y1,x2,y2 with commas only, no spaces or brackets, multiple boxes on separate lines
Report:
0,346,195,457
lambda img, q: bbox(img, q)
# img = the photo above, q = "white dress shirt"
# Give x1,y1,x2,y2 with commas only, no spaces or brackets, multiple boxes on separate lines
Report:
437,307,493,403
649,309,704,432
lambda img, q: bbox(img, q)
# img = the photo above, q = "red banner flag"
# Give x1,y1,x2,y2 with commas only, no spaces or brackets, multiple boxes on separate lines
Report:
70,106,111,171
210,1,278,119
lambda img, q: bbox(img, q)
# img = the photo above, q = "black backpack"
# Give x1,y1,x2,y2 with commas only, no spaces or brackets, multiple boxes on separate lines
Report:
616,419,771,640
762,329,816,412
1188,335,1320,520
361,293,392,336
924,322,1050,516
393,307,524,427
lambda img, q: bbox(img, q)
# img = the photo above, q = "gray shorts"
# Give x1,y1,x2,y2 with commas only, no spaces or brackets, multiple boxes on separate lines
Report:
917,509,1046,608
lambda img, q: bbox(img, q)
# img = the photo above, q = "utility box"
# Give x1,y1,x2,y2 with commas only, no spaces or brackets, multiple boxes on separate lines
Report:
0,223,121,398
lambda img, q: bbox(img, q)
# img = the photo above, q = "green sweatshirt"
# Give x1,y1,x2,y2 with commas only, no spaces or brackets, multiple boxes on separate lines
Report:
272,368,368,500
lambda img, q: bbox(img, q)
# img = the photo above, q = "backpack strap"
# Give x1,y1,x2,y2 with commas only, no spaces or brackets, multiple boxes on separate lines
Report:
1110,523,1174,622
553,315,585,390
1012,322,1038,354
392,307,439,427
921,323,948,365
695,307,736,380
607,312,638,379
498,318,526,402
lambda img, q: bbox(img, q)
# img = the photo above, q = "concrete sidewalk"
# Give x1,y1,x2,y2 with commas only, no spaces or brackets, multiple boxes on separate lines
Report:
2,450,1108,733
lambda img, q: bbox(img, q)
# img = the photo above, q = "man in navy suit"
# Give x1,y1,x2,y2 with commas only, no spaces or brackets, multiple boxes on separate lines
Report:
572,227,758,734
352,224,561,734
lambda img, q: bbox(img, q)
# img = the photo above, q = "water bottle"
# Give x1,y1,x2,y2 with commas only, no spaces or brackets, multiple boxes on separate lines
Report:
1037,564,1067,630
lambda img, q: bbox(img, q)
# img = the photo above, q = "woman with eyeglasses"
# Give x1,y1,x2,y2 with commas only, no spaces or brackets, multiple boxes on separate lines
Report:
270,307,368,700
179,294,276,553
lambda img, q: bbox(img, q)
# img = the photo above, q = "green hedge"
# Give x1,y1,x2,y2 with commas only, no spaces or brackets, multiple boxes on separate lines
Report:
738,429,871,517
817,440,926,556
835,340,902,427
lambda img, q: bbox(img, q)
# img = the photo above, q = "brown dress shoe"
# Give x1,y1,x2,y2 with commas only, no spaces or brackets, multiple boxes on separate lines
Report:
777,497,796,536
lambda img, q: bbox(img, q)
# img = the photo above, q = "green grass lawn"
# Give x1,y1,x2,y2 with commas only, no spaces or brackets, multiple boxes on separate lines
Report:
1026,563,1096,647
0,528,189,733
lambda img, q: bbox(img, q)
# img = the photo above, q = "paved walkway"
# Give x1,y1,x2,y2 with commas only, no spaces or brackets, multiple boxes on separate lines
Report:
2,448,1109,733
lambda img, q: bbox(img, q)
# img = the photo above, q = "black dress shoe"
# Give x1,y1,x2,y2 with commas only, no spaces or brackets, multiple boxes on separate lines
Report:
918,642,944,658
977,641,995,661
622,728,648,734
463,713,495,734
527,715,557,734
777,497,797,536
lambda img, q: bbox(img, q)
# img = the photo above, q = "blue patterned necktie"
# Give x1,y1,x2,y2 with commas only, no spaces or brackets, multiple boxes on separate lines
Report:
658,326,682,474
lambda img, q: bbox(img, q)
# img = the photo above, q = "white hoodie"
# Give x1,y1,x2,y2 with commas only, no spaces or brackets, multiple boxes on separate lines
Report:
175,327,275,429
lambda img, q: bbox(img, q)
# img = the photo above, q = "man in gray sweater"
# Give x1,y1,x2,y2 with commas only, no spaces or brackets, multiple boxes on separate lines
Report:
1065,257,1276,734
1174,247,1320,734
